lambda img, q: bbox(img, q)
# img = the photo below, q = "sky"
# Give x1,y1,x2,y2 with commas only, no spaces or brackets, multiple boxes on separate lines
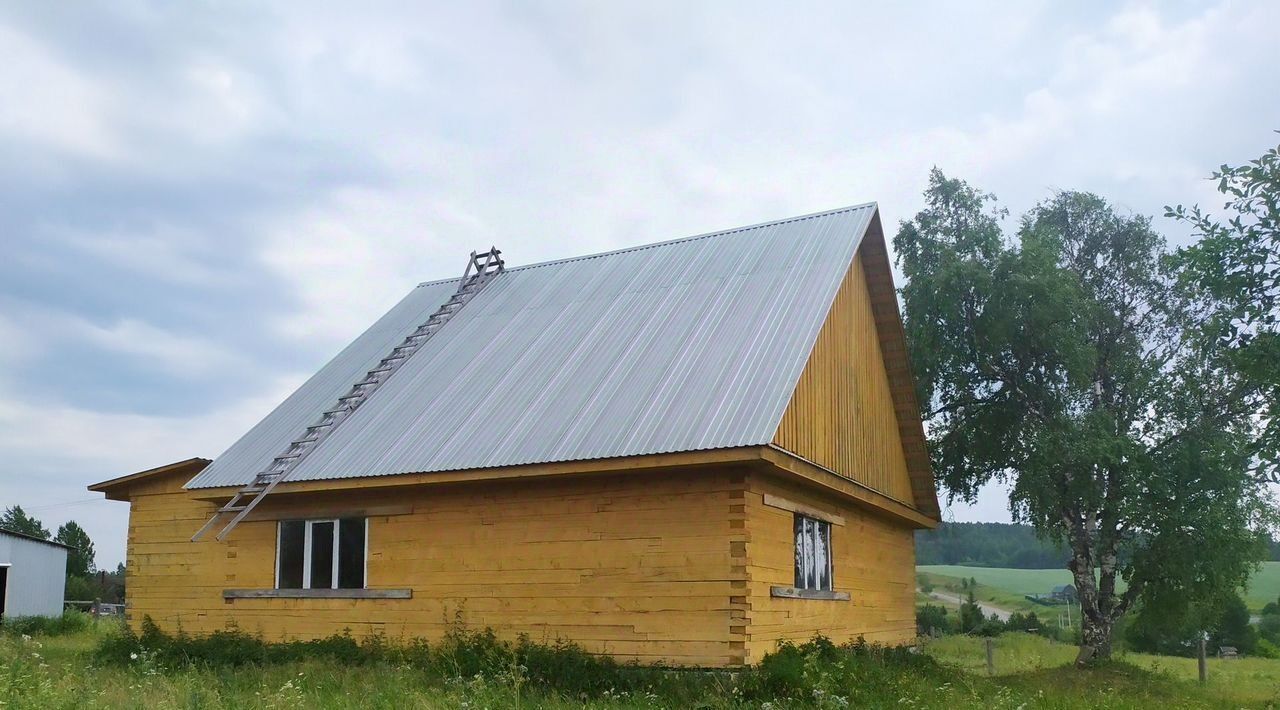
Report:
1,1,1277,569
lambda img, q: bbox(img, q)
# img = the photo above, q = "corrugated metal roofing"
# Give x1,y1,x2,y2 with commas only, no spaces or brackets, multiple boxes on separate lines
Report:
186,203,877,489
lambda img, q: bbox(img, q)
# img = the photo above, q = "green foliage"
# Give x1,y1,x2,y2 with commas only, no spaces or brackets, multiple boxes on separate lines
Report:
1258,611,1280,644
737,636,956,706
916,522,1070,568
1005,612,1043,635
916,603,951,635
0,505,50,539
0,610,92,637
6,623,1279,708
1211,594,1257,654
64,575,97,603
959,588,986,634
54,521,95,577
895,169,1275,656
1126,592,1259,657
96,617,715,703
1255,637,1280,659
1168,135,1280,482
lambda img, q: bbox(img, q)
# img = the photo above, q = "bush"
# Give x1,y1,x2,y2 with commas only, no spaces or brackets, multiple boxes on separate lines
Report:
97,620,960,705
1254,638,1280,659
1258,613,1280,644
738,636,960,706
97,617,714,702
916,604,952,635
0,610,92,637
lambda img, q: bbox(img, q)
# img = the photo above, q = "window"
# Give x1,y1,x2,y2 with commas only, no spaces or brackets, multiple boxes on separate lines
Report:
276,518,366,590
793,514,832,591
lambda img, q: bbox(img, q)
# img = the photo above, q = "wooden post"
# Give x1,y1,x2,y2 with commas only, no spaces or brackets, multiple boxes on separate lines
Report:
1198,636,1207,684
985,638,995,676
92,598,101,623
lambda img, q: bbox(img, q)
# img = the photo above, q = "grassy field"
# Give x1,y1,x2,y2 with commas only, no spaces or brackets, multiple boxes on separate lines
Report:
929,633,1280,707
920,562,1280,612
4,621,1280,708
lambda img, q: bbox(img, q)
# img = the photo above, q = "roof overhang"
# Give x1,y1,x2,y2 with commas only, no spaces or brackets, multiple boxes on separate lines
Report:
857,212,941,518
186,446,938,529
89,457,211,501
0,529,73,550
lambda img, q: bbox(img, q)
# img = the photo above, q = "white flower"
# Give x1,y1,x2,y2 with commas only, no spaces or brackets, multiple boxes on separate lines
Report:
130,652,139,660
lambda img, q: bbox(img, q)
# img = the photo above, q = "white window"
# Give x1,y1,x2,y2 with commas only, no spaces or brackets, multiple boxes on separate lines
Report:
275,518,367,590
793,514,832,591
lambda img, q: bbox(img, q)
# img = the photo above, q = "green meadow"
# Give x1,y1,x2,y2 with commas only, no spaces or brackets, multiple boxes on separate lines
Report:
919,562,1280,613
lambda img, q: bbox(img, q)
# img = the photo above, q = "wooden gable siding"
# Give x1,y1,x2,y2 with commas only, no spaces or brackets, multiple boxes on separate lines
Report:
739,473,915,663
124,467,746,666
772,245,915,504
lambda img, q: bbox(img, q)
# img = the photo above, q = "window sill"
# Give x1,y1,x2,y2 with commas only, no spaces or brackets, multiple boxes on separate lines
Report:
770,586,850,601
223,588,412,600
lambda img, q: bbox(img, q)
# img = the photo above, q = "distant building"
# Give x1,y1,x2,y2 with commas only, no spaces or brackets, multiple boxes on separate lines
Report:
1051,584,1077,602
0,529,69,618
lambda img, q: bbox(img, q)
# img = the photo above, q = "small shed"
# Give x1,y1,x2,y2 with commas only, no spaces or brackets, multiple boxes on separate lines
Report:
1051,584,1077,602
0,529,69,619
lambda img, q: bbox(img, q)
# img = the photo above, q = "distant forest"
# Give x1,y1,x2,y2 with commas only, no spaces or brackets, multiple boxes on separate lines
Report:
916,522,1280,569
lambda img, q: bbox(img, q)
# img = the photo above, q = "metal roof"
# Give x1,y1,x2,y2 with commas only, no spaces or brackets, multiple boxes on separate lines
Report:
186,203,876,489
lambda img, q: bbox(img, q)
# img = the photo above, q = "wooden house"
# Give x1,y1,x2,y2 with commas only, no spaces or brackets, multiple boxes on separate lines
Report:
90,204,939,667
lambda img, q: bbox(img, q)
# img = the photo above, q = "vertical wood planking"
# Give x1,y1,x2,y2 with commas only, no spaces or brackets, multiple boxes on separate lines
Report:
772,246,915,503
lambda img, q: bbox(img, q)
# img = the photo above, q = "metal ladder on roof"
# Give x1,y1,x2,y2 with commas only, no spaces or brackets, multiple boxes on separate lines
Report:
192,247,505,542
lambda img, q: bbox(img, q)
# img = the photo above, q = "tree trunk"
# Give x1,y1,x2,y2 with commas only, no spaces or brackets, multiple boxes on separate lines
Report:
1065,509,1118,664
1080,612,1114,663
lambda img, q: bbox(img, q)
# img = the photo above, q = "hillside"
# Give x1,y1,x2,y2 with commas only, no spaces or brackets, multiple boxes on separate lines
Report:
919,563,1280,613
917,522,1280,569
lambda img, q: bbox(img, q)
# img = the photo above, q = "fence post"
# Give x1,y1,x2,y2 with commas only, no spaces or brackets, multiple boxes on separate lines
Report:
985,638,995,676
1198,636,1208,684
92,598,101,624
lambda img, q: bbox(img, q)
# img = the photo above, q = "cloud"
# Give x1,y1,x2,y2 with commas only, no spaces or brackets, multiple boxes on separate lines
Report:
0,373,304,567
0,0,1276,568
0,22,119,164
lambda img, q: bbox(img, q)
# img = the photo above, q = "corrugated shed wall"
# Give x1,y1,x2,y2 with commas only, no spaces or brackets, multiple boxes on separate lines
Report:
772,247,915,504
0,533,67,618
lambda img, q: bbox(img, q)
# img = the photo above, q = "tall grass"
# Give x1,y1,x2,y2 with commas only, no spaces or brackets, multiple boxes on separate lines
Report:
3,618,1270,708
0,610,93,637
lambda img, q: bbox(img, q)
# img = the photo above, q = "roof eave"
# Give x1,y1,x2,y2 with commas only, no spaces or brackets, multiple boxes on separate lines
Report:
89,457,212,501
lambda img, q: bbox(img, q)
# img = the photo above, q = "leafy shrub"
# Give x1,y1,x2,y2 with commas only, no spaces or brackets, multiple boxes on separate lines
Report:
738,636,960,706
1257,613,1280,644
97,620,966,705
0,610,92,637
1254,638,1280,659
97,617,715,702
916,604,952,635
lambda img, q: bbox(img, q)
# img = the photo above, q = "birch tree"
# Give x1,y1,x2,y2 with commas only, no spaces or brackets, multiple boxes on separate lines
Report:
894,170,1274,661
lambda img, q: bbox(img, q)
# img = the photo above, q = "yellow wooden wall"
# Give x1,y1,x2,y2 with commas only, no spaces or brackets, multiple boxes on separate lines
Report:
739,473,916,663
773,248,915,503
124,468,745,666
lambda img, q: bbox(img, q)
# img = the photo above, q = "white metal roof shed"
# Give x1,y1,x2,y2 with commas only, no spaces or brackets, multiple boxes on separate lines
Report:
0,530,68,618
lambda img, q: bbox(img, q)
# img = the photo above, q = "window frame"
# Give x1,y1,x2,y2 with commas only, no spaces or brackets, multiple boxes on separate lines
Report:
793,514,833,592
274,518,368,591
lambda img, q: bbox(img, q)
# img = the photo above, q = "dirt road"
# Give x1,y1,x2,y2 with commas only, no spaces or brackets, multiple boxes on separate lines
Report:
922,589,1013,621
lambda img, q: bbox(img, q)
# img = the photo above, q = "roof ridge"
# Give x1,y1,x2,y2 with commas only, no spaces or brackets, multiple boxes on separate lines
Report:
416,201,878,288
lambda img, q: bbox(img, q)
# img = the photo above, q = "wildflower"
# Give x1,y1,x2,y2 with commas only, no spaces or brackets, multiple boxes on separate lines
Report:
130,652,139,660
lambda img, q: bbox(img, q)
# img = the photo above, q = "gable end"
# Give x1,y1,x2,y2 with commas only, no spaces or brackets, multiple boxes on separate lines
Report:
772,212,939,518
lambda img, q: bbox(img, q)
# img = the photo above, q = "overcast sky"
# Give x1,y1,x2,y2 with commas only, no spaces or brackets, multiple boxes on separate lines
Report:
1,1,1277,568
